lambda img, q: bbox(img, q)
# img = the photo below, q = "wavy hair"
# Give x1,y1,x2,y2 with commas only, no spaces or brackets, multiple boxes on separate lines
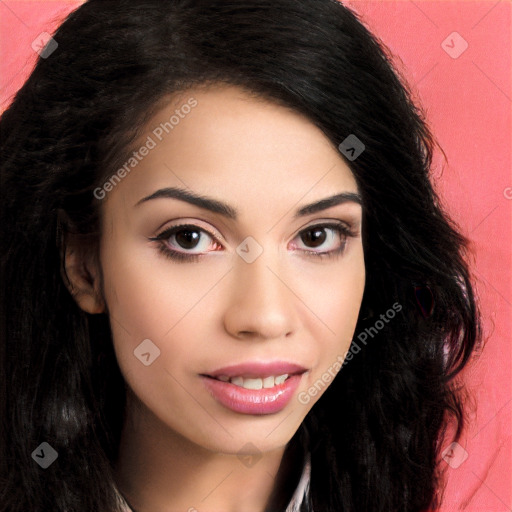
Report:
0,0,480,510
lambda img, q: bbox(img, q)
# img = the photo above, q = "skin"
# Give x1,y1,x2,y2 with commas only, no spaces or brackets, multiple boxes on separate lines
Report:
64,84,365,512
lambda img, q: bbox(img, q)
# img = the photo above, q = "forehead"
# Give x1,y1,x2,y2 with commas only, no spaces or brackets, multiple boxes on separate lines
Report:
102,84,359,217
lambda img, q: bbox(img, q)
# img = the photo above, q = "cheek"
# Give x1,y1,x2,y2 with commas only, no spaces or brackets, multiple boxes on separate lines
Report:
99,236,229,372
296,249,365,406
101,234,203,333
98,243,199,411
303,260,364,406
99,235,172,370
327,262,365,340
299,245,365,349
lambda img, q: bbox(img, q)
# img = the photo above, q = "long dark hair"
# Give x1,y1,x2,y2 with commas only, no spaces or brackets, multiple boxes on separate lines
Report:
0,1,481,510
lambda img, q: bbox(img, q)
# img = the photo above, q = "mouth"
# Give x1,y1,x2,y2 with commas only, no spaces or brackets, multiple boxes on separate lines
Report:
201,361,307,389
200,361,307,402
203,373,295,390
199,361,308,415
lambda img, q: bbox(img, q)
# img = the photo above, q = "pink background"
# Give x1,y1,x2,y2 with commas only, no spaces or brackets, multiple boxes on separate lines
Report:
1,1,510,510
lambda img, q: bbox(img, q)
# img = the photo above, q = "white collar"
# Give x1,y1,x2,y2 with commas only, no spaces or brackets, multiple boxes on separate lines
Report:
284,450,311,512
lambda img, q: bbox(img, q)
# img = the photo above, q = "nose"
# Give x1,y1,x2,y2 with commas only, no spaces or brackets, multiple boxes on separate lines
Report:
222,251,298,341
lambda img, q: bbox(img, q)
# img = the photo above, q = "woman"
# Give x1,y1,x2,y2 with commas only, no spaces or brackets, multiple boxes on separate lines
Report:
0,0,480,511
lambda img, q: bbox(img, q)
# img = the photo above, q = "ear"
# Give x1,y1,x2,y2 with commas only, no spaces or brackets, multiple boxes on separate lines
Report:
61,235,106,314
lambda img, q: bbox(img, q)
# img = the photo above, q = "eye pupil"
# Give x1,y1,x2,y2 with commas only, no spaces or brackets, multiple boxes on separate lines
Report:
175,229,200,249
302,228,326,248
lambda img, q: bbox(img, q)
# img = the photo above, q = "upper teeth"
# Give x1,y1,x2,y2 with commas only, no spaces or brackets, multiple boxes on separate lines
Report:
217,374,289,389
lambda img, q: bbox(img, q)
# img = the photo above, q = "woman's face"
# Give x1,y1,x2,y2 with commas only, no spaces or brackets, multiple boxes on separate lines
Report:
97,84,365,454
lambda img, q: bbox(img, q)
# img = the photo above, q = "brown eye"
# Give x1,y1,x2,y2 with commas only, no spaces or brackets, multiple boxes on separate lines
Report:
301,227,328,248
174,228,201,249
292,223,352,258
150,223,221,260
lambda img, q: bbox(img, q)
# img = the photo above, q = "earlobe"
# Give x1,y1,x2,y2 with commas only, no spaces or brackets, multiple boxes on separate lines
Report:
61,240,105,315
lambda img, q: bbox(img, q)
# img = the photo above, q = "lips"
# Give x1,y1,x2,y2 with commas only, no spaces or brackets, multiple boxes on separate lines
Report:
204,361,308,380
200,361,308,415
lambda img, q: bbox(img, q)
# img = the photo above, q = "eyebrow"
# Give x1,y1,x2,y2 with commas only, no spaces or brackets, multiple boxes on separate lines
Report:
134,186,362,219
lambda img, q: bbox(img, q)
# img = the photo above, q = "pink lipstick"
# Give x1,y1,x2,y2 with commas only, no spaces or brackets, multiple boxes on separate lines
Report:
201,361,307,415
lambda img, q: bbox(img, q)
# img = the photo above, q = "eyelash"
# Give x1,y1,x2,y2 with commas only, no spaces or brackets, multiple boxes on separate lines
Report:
149,222,357,263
